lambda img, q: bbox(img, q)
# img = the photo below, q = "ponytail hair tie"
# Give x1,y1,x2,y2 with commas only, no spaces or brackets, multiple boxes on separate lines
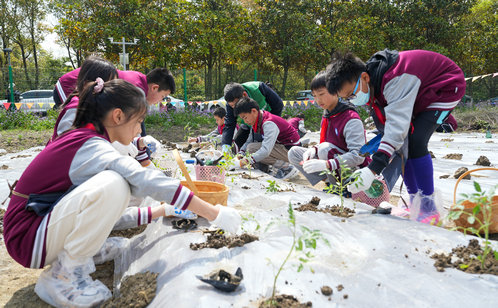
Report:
94,77,104,93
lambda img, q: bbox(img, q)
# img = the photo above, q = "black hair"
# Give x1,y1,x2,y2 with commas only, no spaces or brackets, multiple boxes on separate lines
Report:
62,55,118,108
223,82,245,103
296,113,304,119
213,107,226,118
310,70,328,91
326,51,366,95
234,97,259,117
146,68,176,94
73,79,148,135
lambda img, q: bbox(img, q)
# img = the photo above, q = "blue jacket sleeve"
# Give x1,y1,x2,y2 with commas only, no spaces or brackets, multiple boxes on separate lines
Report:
259,83,283,116
222,104,237,145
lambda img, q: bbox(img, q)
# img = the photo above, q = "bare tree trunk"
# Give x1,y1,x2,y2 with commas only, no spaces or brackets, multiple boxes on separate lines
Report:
18,41,32,89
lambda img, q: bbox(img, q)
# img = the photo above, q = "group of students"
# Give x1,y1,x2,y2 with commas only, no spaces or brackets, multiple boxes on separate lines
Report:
3,48,465,307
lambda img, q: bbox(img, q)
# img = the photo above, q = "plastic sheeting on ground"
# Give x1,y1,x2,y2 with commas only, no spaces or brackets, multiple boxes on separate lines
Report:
1,133,497,307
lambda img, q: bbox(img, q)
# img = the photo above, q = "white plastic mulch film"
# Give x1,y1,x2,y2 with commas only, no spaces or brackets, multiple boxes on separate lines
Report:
1,132,498,307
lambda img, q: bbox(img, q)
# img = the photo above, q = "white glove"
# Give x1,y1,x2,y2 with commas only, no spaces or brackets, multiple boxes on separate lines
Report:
112,141,139,157
303,159,327,173
347,167,376,194
210,204,241,234
302,147,317,161
142,135,161,155
222,144,232,155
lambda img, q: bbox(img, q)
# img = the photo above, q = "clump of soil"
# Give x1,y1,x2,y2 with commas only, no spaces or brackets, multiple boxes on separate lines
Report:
1,164,8,169
475,155,491,166
102,271,158,308
431,239,498,275
444,153,463,160
182,143,192,153
454,167,471,179
259,294,312,308
321,286,333,296
439,174,450,179
429,151,436,158
110,225,147,239
190,231,258,250
295,197,355,218
441,138,454,142
165,141,178,149
485,140,494,143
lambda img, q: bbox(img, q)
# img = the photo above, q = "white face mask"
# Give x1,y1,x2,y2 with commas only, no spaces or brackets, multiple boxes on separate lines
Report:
111,141,139,158
350,77,370,106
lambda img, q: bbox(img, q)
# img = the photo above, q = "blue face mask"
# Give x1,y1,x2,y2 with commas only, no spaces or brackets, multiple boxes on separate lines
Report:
350,76,370,106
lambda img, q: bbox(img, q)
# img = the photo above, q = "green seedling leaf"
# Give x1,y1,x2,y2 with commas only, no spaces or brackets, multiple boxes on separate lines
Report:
473,181,482,192
459,263,469,269
297,263,304,272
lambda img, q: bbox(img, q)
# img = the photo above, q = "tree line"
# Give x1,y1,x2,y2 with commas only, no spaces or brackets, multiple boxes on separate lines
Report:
1,0,496,100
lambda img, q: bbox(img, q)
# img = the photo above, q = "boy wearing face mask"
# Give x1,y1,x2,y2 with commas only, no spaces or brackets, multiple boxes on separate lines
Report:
326,49,465,224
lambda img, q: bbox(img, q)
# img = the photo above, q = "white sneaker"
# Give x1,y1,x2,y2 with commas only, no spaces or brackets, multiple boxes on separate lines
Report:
274,166,299,180
93,237,129,265
35,251,111,307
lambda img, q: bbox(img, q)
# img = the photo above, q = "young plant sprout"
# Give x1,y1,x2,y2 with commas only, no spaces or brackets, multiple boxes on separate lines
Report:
321,159,355,211
265,203,330,305
447,182,498,269
266,180,281,193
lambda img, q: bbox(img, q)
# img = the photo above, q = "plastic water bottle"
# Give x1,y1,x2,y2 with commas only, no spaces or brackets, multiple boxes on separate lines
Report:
486,129,492,138
365,179,384,198
185,159,196,176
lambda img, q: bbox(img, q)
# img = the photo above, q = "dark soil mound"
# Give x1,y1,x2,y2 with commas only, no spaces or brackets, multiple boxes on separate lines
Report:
431,239,498,275
454,167,471,179
444,153,463,160
102,271,158,308
190,231,258,250
110,225,147,239
295,197,355,218
475,155,491,166
259,294,312,308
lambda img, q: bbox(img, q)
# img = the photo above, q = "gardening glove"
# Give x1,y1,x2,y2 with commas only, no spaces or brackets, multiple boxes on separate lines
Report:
112,141,139,158
347,167,376,194
303,159,328,174
142,135,161,156
222,144,232,155
302,146,317,161
210,204,241,234
239,156,255,169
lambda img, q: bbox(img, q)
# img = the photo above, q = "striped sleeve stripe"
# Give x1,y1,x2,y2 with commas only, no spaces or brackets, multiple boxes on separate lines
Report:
427,100,460,110
135,151,149,162
56,80,66,102
171,185,193,209
329,158,339,171
181,192,195,211
137,207,151,226
30,214,49,269
378,142,395,157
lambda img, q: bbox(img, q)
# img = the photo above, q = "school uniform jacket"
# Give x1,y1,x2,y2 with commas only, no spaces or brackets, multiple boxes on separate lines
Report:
319,102,369,171
4,126,193,269
222,82,284,146
366,49,466,174
51,70,150,162
241,111,300,162
287,117,306,135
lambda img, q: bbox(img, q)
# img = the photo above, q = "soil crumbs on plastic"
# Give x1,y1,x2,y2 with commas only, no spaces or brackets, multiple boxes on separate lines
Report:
190,231,259,250
109,224,147,238
259,294,312,308
443,153,463,160
102,271,158,308
295,196,355,218
431,239,498,275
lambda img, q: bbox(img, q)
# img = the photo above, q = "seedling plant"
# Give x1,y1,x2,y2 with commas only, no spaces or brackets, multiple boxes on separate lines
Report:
447,182,498,270
266,180,281,193
264,203,330,305
321,159,355,211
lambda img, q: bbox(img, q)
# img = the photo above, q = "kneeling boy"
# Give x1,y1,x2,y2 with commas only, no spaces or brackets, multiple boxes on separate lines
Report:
234,97,300,179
